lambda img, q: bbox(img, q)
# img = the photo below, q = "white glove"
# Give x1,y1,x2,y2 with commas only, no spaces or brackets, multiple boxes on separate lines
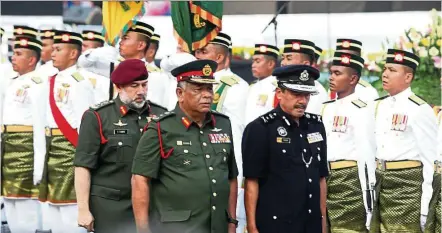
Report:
365,212,372,230
160,53,196,73
78,46,119,77
420,214,427,232
33,174,41,186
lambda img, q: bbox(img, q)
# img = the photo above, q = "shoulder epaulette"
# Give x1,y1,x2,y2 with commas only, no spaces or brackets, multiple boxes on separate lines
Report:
90,99,114,110
358,79,371,87
351,99,367,108
305,112,322,123
408,94,427,106
149,101,167,111
272,80,278,87
31,76,43,84
260,111,278,124
211,110,229,119
220,75,239,86
146,64,161,72
374,95,388,102
152,111,175,122
323,100,336,104
71,72,85,82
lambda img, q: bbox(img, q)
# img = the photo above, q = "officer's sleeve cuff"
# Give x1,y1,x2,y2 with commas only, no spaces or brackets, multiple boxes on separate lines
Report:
132,159,159,179
73,153,98,170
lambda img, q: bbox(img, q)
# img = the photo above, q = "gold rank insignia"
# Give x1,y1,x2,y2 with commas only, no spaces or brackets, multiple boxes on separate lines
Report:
391,114,408,131
202,64,212,76
257,94,268,106
113,119,128,127
332,116,348,133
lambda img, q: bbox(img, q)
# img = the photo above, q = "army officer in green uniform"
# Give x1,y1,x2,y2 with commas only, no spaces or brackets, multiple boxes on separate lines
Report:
132,59,239,233
74,59,166,233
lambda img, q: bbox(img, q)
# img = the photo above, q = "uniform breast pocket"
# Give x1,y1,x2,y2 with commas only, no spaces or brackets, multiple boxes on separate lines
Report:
165,148,199,171
107,135,134,163
213,146,230,171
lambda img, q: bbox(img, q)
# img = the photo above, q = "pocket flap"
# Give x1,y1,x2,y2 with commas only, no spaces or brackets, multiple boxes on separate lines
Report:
160,210,191,222
90,184,120,201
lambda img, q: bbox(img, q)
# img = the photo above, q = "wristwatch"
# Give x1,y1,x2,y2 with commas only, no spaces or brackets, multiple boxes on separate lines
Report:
227,216,239,227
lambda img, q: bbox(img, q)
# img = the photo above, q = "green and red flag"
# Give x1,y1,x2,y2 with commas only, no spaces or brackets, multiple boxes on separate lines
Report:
171,1,223,52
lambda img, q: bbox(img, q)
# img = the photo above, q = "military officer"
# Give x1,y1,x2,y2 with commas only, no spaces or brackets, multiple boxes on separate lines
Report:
244,43,279,124
333,38,379,102
370,49,437,232
38,29,58,78
74,59,166,233
132,59,238,233
424,110,441,233
195,32,249,233
1,36,45,233
243,65,328,233
145,33,161,71
321,52,376,232
32,30,95,233
280,39,328,115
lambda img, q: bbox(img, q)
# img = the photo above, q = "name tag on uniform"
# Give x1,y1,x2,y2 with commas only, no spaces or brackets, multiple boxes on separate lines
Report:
114,129,128,135
307,132,323,144
276,137,291,143
177,141,192,146
208,133,231,144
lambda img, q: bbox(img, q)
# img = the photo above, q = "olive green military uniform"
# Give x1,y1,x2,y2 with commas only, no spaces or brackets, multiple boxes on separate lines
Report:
132,104,238,233
74,97,166,233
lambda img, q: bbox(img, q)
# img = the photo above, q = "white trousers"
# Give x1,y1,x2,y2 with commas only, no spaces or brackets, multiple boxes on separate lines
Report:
41,203,86,233
3,198,41,233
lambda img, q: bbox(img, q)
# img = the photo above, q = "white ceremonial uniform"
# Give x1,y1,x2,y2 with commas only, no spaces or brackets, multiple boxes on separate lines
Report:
212,68,249,233
80,68,110,104
77,46,119,77
146,64,168,107
306,80,328,115
373,87,436,217
438,112,442,159
37,60,58,81
1,70,45,233
321,93,377,227
244,75,277,125
33,65,93,233
355,80,379,102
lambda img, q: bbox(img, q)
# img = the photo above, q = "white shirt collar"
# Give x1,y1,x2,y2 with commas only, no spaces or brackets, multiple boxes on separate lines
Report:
58,65,77,77
336,92,358,105
390,87,412,102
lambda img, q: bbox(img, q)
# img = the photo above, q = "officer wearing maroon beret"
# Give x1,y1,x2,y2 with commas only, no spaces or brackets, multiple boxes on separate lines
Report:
74,59,166,233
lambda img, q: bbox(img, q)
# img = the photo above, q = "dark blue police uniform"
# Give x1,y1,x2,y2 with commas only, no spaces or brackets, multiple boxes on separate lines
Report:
242,65,329,233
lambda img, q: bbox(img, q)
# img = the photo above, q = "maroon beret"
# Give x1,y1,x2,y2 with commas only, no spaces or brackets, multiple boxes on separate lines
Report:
111,59,148,85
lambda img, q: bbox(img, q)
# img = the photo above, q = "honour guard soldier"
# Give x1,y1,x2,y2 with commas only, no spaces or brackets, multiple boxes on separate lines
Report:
1,36,45,233
81,30,104,53
195,32,249,233
244,43,279,124
145,33,161,71
33,30,96,233
322,52,376,232
424,110,441,233
243,65,328,233
13,25,39,39
280,39,328,115
132,59,239,233
38,29,58,78
74,59,166,233
370,49,437,232
334,38,379,102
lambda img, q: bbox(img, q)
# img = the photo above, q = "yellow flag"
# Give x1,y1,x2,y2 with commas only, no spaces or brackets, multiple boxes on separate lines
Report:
102,1,145,46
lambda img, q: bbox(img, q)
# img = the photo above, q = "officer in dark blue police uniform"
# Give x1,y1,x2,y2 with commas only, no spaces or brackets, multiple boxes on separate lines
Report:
242,65,329,233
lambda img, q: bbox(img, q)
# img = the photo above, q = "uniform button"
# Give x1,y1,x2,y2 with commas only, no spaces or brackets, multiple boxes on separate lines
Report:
200,131,204,134
206,154,210,159
212,179,216,183
300,134,303,138
222,148,226,152
282,149,286,153
118,142,123,146
308,209,311,214
140,128,143,132
184,150,189,153
138,116,142,120
309,178,312,183
213,193,217,197
203,142,207,146
209,167,213,171
309,194,312,198
317,147,320,151
212,206,216,210
273,216,277,220
303,149,307,152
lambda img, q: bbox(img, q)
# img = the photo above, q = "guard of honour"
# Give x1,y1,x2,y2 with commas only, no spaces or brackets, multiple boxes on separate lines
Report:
0,20,439,233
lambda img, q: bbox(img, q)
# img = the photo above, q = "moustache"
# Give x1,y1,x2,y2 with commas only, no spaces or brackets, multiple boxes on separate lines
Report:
294,104,307,110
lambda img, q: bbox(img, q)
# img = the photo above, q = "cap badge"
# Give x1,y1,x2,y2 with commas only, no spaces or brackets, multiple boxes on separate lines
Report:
300,70,309,81
259,45,267,52
20,39,28,46
61,34,70,42
394,53,404,62
16,28,23,34
87,32,95,39
292,42,301,50
44,31,52,37
341,55,351,64
202,64,212,76
342,40,350,48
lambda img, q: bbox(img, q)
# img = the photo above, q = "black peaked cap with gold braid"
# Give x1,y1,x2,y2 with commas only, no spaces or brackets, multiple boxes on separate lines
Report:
313,45,323,62
14,36,43,53
151,33,160,45
40,29,55,40
332,52,365,75
385,49,420,71
254,44,279,59
127,21,154,39
54,30,82,46
283,39,315,59
336,38,363,54
210,32,231,48
82,30,105,43
172,60,218,84
14,25,39,38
